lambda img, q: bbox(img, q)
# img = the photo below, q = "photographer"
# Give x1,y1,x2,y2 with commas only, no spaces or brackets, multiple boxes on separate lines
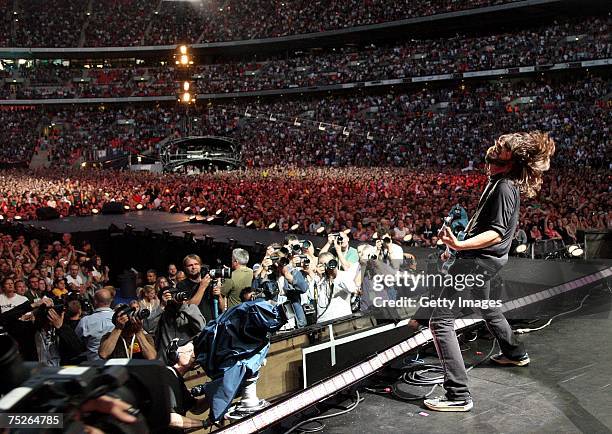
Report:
320,232,358,270
99,305,157,360
34,301,86,366
310,252,358,323
375,230,404,271
253,249,309,328
155,286,206,364
75,288,115,361
220,249,254,310
178,254,217,320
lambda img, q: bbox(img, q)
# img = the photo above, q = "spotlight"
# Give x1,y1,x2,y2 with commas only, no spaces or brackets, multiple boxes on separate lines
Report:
226,218,235,226
181,92,191,103
515,244,528,254
0,215,4,220
179,45,187,55
124,205,130,211
215,209,222,216
91,208,99,215
315,226,325,235
403,234,413,243
169,205,177,213
568,245,584,257
199,208,207,216
206,216,215,222
183,81,190,91
184,206,192,214
14,216,22,221
180,54,189,65
268,222,277,230
136,203,144,210
246,220,254,228
189,216,198,223
290,223,299,232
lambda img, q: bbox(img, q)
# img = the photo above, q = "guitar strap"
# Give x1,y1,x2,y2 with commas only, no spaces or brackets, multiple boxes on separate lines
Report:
464,178,503,236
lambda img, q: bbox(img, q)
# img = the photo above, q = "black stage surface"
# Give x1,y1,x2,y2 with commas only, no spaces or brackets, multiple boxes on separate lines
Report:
313,285,612,434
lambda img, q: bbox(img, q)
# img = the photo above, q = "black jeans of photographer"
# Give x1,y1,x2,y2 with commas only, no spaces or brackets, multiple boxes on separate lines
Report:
429,261,525,400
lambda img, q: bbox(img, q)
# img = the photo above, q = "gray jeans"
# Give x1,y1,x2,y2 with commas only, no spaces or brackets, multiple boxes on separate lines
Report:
429,263,525,400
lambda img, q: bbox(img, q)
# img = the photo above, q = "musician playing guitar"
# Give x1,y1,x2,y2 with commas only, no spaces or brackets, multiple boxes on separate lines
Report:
424,132,556,412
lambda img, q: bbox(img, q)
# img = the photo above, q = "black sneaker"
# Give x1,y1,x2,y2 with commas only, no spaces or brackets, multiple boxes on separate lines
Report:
491,352,530,367
424,396,473,412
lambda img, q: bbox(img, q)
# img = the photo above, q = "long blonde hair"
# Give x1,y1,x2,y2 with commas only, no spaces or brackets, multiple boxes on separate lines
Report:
493,131,556,198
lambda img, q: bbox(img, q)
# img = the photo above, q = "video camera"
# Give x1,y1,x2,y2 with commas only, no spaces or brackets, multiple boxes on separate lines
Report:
0,334,171,433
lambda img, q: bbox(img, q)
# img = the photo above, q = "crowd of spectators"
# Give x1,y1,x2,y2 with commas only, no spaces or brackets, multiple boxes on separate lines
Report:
2,16,608,100
1,0,519,48
0,74,609,166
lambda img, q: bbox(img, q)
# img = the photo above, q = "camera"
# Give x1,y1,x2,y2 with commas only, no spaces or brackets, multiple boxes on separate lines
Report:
296,255,310,268
158,288,191,303
330,233,343,244
113,305,151,326
382,235,391,244
0,334,171,433
209,267,231,279
325,259,338,271
253,279,280,301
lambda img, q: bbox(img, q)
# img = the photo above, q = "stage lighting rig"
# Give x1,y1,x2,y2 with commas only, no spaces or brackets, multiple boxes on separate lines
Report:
174,45,196,105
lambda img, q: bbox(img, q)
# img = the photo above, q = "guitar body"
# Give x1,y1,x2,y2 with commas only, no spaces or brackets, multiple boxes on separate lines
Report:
440,230,465,274
438,204,469,275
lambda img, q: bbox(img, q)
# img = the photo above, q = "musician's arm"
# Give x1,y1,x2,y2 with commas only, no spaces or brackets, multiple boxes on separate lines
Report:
454,230,501,251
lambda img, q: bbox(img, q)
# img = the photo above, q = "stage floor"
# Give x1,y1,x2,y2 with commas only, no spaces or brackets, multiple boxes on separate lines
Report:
302,285,612,433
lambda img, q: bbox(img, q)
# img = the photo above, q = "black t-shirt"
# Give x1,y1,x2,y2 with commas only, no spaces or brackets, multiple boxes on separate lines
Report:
176,279,215,322
460,177,520,272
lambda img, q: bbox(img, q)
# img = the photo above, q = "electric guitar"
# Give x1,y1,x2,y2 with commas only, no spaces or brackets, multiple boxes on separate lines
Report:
438,205,469,275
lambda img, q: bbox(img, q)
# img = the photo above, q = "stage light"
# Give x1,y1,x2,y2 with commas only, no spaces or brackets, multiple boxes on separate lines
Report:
179,45,187,55
226,218,235,225
189,215,198,223
403,234,413,243
180,54,189,65
169,205,177,213
91,208,99,215
568,245,584,257
199,208,207,215
136,203,144,210
183,206,192,214
515,244,528,254
268,222,277,230
246,220,254,228
124,205,130,210
81,162,87,167
290,223,299,232
206,216,215,222
0,215,4,220
315,226,325,234
14,216,22,221
181,92,191,103
183,81,190,91
215,209,222,216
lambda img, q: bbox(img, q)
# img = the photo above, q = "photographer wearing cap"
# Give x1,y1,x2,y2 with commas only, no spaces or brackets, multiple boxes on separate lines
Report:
155,280,206,364
98,304,156,360
320,232,358,270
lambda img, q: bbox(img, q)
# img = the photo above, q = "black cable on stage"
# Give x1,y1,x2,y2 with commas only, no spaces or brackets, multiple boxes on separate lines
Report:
282,391,364,434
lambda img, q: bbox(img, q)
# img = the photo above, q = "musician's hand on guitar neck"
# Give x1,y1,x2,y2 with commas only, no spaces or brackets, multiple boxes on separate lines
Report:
440,250,451,262
440,226,464,251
